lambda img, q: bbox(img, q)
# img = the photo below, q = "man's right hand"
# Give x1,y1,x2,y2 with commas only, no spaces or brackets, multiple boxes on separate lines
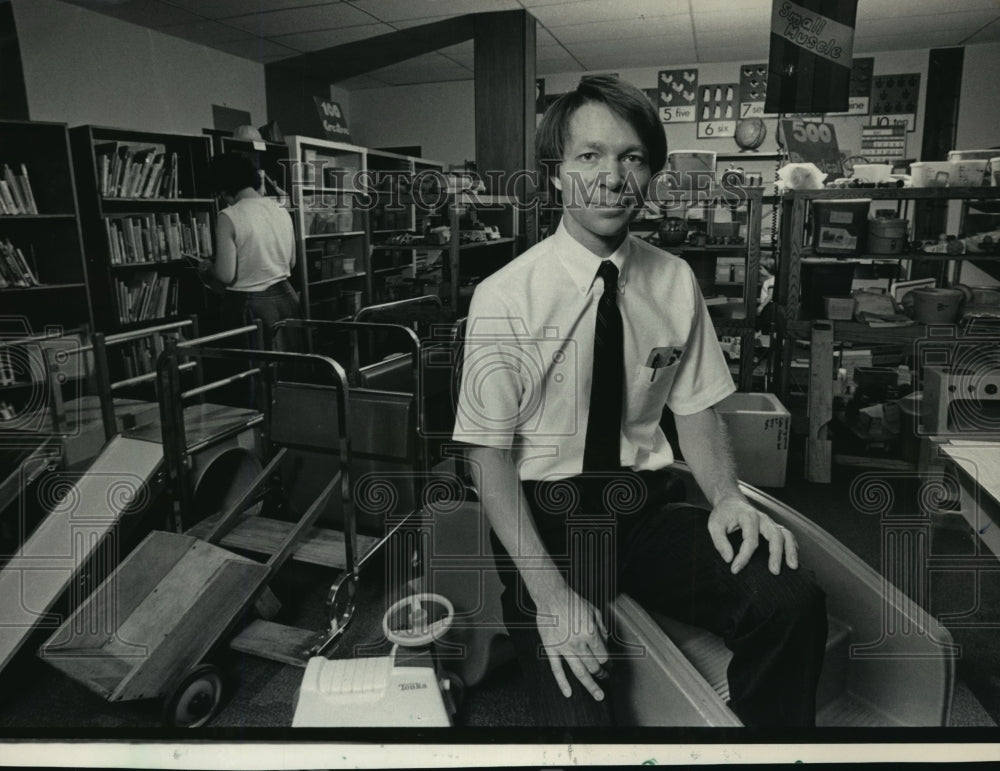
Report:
536,585,610,701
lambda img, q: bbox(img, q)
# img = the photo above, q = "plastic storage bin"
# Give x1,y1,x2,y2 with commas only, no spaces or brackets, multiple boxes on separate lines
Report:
812,198,870,254
715,392,791,487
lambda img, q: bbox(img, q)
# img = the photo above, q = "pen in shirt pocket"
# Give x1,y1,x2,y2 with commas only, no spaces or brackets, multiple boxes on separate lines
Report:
650,353,660,381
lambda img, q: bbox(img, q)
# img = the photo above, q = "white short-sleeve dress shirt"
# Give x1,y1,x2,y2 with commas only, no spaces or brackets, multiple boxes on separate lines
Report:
452,219,736,481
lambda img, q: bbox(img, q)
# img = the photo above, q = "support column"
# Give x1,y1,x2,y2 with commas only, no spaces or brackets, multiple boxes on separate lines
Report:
474,10,537,242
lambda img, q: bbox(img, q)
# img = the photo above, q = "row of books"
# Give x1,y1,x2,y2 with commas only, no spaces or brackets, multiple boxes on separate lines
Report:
114,273,178,325
104,211,212,265
96,142,181,199
0,238,39,288
117,333,174,379
0,164,39,215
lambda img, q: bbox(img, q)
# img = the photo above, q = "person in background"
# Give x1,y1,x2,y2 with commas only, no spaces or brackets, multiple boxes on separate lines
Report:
199,152,300,349
452,75,827,727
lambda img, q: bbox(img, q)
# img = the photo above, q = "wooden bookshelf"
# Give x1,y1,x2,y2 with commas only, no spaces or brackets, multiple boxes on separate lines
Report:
0,119,93,332
71,126,215,334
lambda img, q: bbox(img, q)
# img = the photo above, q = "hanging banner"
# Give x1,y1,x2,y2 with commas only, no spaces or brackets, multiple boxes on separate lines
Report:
764,0,858,114
868,72,920,132
313,96,351,141
697,83,738,138
657,69,698,124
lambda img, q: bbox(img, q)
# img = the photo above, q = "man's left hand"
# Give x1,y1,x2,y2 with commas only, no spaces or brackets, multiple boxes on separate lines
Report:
707,494,799,575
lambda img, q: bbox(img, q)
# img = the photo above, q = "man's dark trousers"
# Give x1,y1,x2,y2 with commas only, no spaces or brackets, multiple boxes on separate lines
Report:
488,469,828,727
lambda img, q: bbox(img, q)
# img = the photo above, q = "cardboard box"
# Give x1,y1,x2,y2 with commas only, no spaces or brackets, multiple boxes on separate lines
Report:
715,392,791,487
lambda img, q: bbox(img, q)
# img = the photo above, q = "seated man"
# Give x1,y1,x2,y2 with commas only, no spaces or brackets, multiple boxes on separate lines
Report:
452,75,827,727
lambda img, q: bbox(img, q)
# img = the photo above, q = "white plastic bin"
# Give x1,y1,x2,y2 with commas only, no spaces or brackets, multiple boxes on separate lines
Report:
715,392,791,488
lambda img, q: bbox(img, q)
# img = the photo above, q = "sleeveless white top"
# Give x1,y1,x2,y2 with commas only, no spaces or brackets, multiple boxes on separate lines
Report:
220,196,295,291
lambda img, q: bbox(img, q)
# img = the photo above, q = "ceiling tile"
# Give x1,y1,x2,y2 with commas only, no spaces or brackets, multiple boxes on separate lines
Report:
854,31,969,51
535,25,561,46
155,19,257,45
366,51,472,82
569,39,697,68
857,0,1000,21
336,73,393,89
551,15,692,44
162,0,333,18
967,17,1000,42
857,9,1000,37
438,40,475,67
62,0,203,28
212,36,301,61
224,3,374,35
347,0,520,23
697,42,770,63
692,12,770,37
270,22,393,51
688,0,771,12
529,0,688,28
537,46,582,73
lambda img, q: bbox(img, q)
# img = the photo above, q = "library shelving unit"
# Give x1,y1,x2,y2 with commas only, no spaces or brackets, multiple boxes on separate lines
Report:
365,149,446,306
287,135,369,320
205,129,292,203
443,192,522,317
0,119,92,333
70,126,215,337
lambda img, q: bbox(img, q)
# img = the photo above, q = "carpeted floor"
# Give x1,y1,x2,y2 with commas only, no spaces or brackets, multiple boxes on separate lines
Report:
0,437,997,735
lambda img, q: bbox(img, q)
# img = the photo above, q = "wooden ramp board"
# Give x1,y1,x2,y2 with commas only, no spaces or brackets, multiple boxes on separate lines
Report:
0,435,163,675
214,518,380,570
229,619,328,667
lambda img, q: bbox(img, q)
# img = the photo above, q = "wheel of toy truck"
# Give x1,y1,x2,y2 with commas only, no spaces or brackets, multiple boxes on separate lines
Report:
383,592,454,648
162,664,224,728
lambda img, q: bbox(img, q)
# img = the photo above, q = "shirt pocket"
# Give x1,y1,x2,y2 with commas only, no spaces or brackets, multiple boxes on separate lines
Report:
628,360,679,425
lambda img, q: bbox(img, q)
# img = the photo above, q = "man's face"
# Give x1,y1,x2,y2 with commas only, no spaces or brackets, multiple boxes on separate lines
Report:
554,101,652,256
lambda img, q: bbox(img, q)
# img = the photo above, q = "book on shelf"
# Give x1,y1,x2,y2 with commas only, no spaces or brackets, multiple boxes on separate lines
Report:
95,142,181,199
113,272,176,324
104,211,211,264
118,333,171,379
0,238,39,288
0,164,39,215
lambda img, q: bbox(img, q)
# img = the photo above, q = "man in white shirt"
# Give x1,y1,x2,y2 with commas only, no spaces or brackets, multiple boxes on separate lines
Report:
452,75,827,727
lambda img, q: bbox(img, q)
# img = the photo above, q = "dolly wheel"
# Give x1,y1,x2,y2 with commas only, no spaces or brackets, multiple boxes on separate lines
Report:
163,664,224,728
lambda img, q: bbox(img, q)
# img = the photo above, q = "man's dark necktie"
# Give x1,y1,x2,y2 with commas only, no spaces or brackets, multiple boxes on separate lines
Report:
583,260,624,473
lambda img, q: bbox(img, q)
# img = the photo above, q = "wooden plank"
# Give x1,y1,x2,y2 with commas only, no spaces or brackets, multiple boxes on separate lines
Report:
219,518,380,570
229,619,326,667
41,531,195,657
104,540,252,660
41,649,134,700
806,322,834,483
114,558,268,702
0,436,163,675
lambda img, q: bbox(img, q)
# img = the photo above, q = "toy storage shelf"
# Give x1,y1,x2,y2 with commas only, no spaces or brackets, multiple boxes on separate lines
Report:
773,187,1000,402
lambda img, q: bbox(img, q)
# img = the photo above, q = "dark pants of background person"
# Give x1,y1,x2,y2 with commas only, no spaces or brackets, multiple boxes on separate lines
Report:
220,279,303,351
488,468,828,727
212,280,303,407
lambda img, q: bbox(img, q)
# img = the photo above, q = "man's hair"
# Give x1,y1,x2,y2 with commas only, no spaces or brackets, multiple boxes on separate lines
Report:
535,75,667,183
208,152,261,197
